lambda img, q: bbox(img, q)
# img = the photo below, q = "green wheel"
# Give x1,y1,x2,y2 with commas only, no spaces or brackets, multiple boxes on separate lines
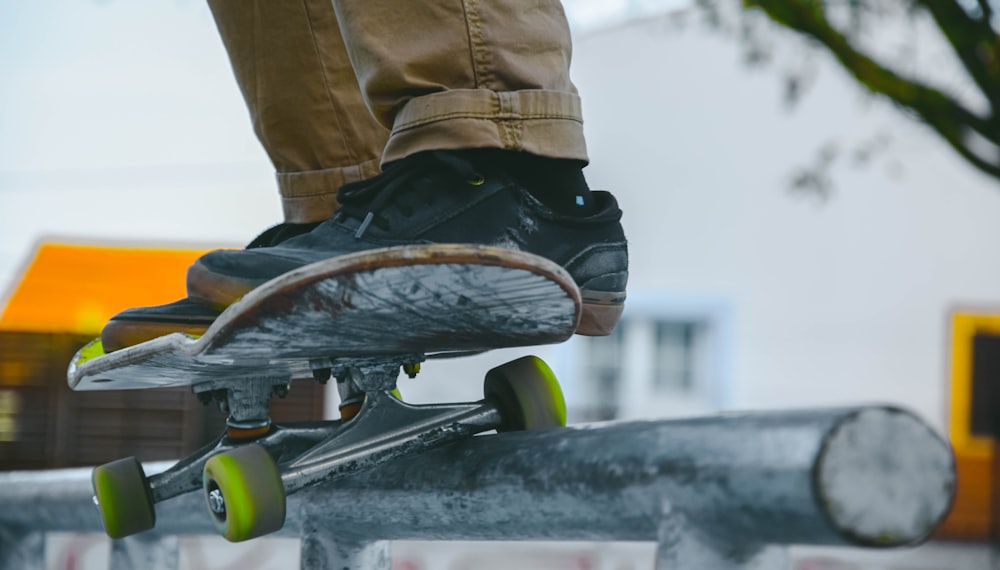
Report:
92,456,155,539
484,355,567,432
203,444,286,542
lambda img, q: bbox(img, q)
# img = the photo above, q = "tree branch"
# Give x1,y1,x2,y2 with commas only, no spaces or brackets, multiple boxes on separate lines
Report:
744,0,1000,179
976,0,993,23
915,0,1000,113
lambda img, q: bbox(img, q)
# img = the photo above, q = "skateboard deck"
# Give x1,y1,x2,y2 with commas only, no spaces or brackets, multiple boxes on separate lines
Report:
73,243,583,542
68,244,581,391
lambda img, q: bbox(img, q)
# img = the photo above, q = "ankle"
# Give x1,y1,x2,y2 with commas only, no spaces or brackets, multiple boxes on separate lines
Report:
503,152,596,215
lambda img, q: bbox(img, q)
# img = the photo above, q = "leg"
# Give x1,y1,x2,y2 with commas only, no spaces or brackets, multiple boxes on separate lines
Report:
300,518,390,570
0,526,44,570
330,0,586,164
188,1,629,334
101,0,391,351
209,0,388,223
109,534,180,570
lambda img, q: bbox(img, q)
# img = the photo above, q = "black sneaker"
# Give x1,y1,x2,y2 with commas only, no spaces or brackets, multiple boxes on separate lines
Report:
100,222,320,352
187,150,628,336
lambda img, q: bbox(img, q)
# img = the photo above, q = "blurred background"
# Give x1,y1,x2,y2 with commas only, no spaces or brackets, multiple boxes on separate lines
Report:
2,0,1000,568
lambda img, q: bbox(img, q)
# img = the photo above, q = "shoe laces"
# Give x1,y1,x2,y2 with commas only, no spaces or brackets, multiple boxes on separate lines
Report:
336,151,485,239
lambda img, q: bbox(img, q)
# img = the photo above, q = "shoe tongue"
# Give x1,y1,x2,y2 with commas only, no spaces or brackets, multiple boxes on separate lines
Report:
430,150,480,180
335,152,451,215
245,222,320,249
336,150,512,238
337,176,380,205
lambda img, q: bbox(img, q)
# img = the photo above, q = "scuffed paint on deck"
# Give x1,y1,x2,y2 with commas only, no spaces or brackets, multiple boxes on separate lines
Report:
68,245,579,391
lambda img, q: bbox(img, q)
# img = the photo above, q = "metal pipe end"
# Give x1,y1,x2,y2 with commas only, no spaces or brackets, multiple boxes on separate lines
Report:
815,407,956,547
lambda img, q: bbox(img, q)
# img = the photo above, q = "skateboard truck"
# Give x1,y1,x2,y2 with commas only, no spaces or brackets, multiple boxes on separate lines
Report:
77,244,582,543
194,375,291,438
331,358,417,420
90,355,567,543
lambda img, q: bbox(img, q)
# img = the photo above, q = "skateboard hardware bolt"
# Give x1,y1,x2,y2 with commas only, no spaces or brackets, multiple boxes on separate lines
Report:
196,389,229,409
404,363,421,378
312,368,332,383
272,385,290,399
207,487,226,516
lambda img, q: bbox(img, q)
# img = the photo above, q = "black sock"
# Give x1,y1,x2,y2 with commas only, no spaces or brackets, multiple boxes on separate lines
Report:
505,152,598,216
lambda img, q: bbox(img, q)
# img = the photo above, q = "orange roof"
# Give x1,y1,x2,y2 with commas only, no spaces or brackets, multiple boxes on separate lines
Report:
0,243,209,334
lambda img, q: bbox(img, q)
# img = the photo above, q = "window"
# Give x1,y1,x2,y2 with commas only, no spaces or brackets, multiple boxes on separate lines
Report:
653,321,700,393
0,390,17,443
573,314,716,421
579,324,624,421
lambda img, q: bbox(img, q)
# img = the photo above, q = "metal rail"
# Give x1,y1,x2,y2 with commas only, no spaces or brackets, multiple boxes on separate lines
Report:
0,406,955,570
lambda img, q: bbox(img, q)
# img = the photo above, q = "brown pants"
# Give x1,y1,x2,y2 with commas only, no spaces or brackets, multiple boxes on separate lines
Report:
208,0,587,223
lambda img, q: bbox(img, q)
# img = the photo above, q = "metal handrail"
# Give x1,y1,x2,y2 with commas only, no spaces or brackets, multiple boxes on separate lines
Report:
0,406,956,570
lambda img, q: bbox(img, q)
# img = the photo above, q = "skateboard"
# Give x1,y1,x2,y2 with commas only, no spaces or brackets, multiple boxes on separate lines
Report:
67,244,581,542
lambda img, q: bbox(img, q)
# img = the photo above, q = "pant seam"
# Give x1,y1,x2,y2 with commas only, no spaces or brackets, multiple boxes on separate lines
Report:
459,0,480,87
503,121,523,150
500,93,522,149
463,0,493,89
250,2,273,157
277,157,382,197
301,0,360,170
394,111,582,131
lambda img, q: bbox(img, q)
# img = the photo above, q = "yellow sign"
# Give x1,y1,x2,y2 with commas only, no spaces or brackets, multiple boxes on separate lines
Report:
949,312,1000,457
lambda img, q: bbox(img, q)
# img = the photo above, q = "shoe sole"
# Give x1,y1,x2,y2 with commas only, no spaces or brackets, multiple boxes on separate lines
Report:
108,302,622,353
187,262,625,346
101,320,212,353
187,258,254,311
107,304,622,351
577,300,624,336
187,262,625,336
188,259,625,337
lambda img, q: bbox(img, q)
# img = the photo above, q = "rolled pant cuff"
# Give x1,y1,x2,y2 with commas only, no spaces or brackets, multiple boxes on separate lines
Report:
277,157,383,223
383,89,588,164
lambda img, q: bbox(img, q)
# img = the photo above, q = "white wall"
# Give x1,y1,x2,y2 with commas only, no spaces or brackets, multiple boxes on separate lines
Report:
0,1,679,290
2,1,995,426
3,4,997,432
570,13,1000,431
0,0,280,281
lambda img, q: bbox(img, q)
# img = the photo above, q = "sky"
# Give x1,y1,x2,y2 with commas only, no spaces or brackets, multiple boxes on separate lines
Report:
0,1,688,293
3,0,999,430
0,0,684,169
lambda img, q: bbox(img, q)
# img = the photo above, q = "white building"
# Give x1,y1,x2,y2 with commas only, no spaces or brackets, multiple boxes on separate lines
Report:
566,9,1000,427
1,3,996,569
